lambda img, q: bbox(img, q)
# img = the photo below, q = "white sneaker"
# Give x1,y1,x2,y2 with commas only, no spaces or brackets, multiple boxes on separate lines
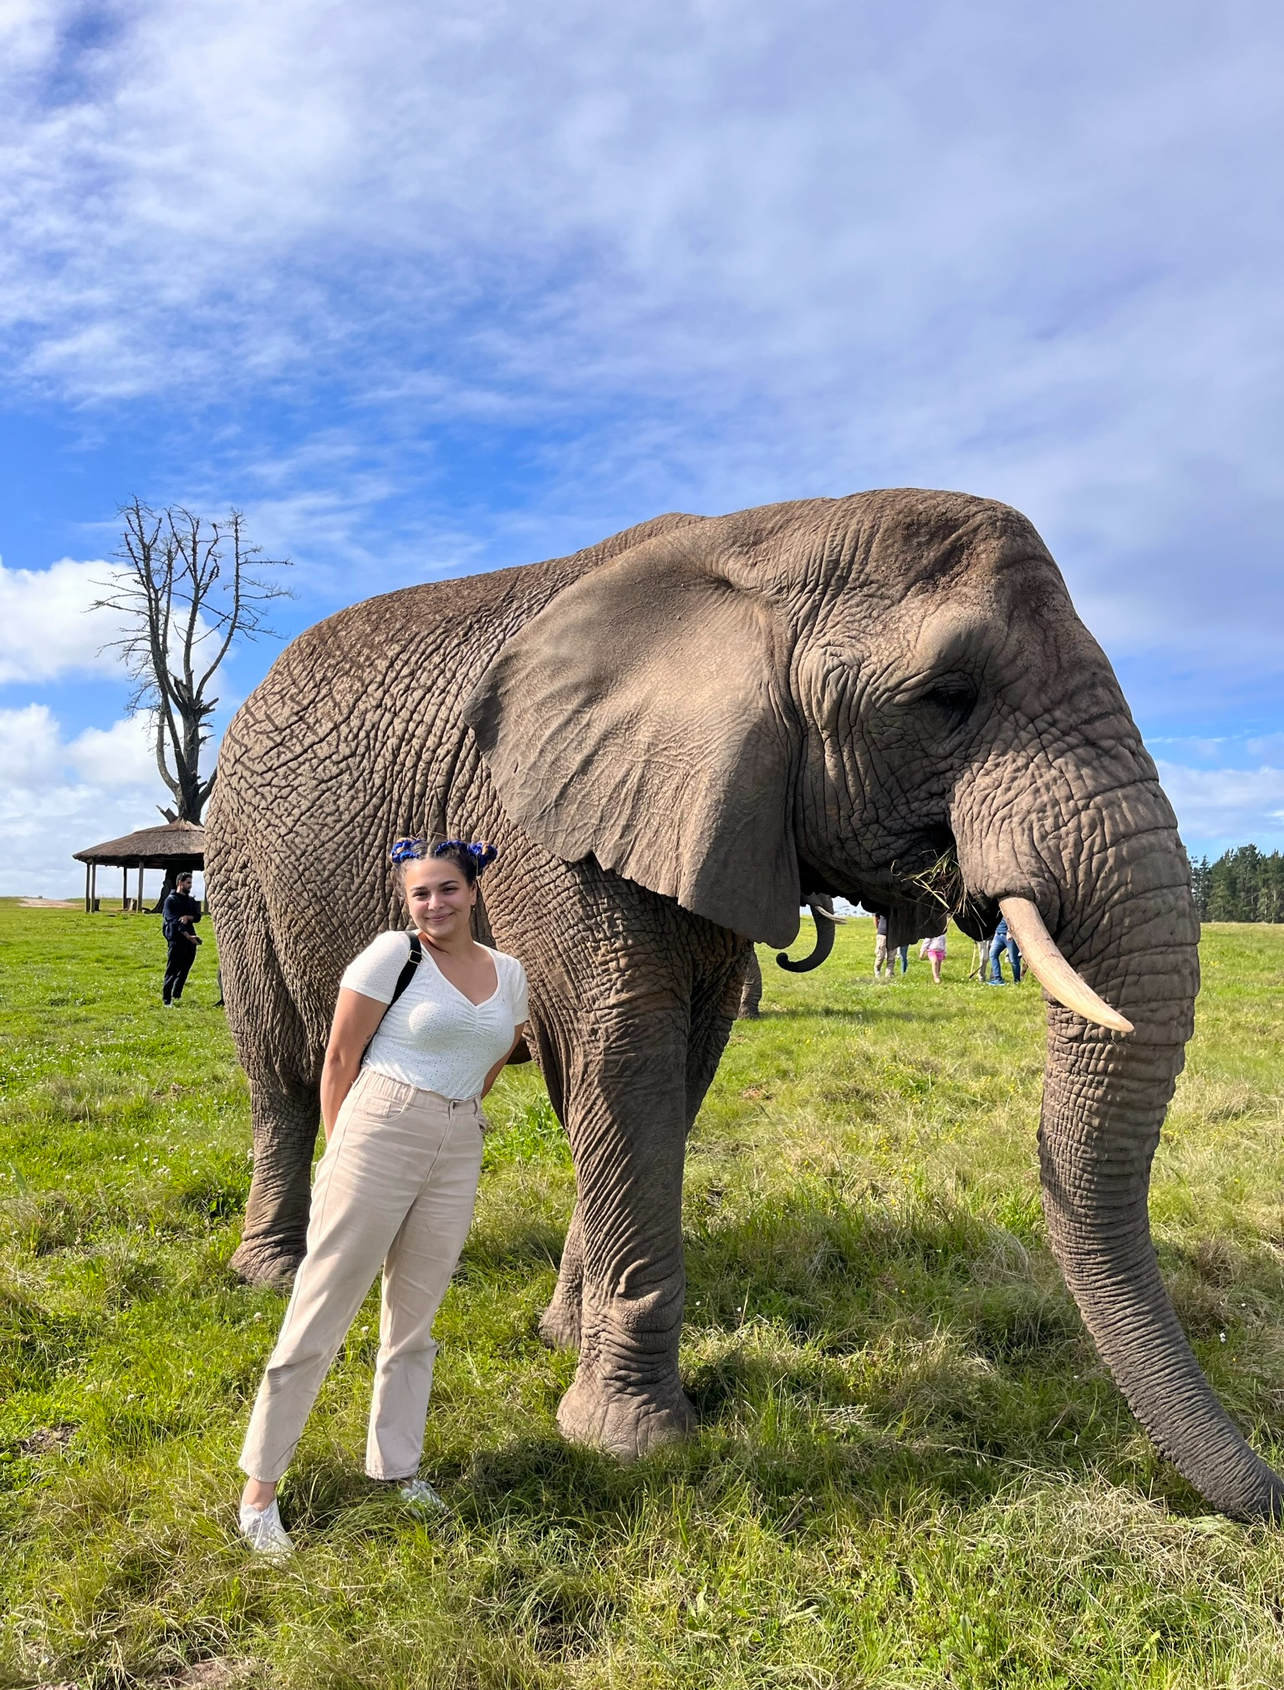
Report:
239,1496,294,1557
396,1478,447,1515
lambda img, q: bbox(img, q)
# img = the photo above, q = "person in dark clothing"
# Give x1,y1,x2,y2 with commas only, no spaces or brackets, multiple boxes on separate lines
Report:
162,873,203,1004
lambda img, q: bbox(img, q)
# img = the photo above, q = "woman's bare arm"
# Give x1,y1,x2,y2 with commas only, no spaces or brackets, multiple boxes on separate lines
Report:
320,988,388,1139
480,1025,527,1100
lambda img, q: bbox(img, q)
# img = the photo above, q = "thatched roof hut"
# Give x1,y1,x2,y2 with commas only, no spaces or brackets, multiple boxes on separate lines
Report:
73,819,205,912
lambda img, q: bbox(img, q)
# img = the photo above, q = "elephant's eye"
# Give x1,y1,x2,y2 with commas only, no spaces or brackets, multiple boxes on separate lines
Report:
921,676,978,732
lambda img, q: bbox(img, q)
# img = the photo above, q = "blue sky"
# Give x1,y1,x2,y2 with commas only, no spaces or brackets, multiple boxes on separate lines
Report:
2,0,1283,894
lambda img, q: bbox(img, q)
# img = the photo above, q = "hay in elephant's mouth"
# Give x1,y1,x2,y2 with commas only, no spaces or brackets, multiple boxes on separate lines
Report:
863,846,977,949
899,849,965,919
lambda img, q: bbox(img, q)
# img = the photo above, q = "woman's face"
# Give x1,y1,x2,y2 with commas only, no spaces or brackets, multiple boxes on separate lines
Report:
401,855,476,943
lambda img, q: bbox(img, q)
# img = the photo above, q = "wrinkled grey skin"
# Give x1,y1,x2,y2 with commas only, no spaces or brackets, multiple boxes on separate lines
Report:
737,895,838,1017
207,490,1284,1519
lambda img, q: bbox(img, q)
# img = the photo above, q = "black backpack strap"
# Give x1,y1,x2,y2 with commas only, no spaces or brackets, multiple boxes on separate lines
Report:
361,933,422,1065
388,932,422,1008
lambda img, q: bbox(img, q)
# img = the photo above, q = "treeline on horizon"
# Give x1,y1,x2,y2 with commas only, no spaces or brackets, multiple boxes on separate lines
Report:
1192,845,1284,923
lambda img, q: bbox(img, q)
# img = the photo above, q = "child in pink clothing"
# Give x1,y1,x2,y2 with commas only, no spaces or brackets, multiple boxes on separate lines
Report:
919,930,947,983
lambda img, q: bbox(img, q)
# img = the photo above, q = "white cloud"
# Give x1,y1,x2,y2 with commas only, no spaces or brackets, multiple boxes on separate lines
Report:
0,548,235,695
0,701,61,783
1246,733,1284,765
0,705,173,896
1,6,1279,447
0,0,1274,673
0,556,122,683
1146,737,1231,766
66,712,158,787
1157,760,1284,857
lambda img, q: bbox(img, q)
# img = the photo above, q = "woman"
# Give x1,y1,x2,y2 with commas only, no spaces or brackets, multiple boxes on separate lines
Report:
237,837,527,1556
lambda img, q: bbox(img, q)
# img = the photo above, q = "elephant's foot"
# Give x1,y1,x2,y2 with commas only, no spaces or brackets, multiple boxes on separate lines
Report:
230,1238,302,1288
538,1289,582,1351
556,1370,695,1460
554,1282,693,1457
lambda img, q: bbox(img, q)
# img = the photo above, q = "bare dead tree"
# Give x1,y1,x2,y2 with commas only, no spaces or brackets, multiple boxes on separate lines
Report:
93,500,291,834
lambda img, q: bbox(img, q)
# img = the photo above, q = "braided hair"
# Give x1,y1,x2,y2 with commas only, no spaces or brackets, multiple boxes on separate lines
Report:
389,836,498,886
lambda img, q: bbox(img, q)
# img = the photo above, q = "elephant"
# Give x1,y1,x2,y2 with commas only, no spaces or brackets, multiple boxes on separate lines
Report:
206,489,1284,1520
737,894,843,1017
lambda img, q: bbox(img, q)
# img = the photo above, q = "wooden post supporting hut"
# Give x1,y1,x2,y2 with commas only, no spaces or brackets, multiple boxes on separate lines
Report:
73,820,206,914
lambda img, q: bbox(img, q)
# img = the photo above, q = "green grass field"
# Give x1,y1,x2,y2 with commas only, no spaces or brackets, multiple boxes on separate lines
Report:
3,901,1284,1688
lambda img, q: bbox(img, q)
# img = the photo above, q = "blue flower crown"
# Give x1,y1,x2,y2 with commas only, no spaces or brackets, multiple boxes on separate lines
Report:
390,836,498,873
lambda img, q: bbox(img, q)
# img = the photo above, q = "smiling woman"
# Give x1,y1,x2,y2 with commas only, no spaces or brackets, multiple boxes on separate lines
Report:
235,835,527,1556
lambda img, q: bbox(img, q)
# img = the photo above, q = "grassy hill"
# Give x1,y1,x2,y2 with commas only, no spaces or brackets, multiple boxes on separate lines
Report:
2,901,1284,1688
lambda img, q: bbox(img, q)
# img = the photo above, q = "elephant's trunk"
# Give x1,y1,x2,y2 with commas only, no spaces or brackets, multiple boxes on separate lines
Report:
972,774,1284,1518
776,896,841,974
1039,1004,1284,1519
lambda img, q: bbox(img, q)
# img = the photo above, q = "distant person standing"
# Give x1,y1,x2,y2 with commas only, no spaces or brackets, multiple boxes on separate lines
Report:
987,916,1022,985
162,872,203,1005
874,913,890,978
973,918,999,981
1005,924,1023,983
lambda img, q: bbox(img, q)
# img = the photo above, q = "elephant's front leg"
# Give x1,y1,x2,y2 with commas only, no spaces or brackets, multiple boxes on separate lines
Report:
554,1037,695,1458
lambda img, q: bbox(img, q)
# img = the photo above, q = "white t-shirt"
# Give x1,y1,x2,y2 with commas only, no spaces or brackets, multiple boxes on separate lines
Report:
340,930,529,1101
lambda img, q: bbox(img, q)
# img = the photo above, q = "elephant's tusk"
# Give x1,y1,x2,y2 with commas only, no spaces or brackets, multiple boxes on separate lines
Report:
809,899,847,924
999,896,1134,1035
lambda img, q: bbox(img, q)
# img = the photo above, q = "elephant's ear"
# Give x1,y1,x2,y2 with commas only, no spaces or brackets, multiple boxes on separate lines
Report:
464,530,802,947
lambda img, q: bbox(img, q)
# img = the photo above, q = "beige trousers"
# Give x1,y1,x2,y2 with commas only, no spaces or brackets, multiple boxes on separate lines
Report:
239,1069,484,1483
